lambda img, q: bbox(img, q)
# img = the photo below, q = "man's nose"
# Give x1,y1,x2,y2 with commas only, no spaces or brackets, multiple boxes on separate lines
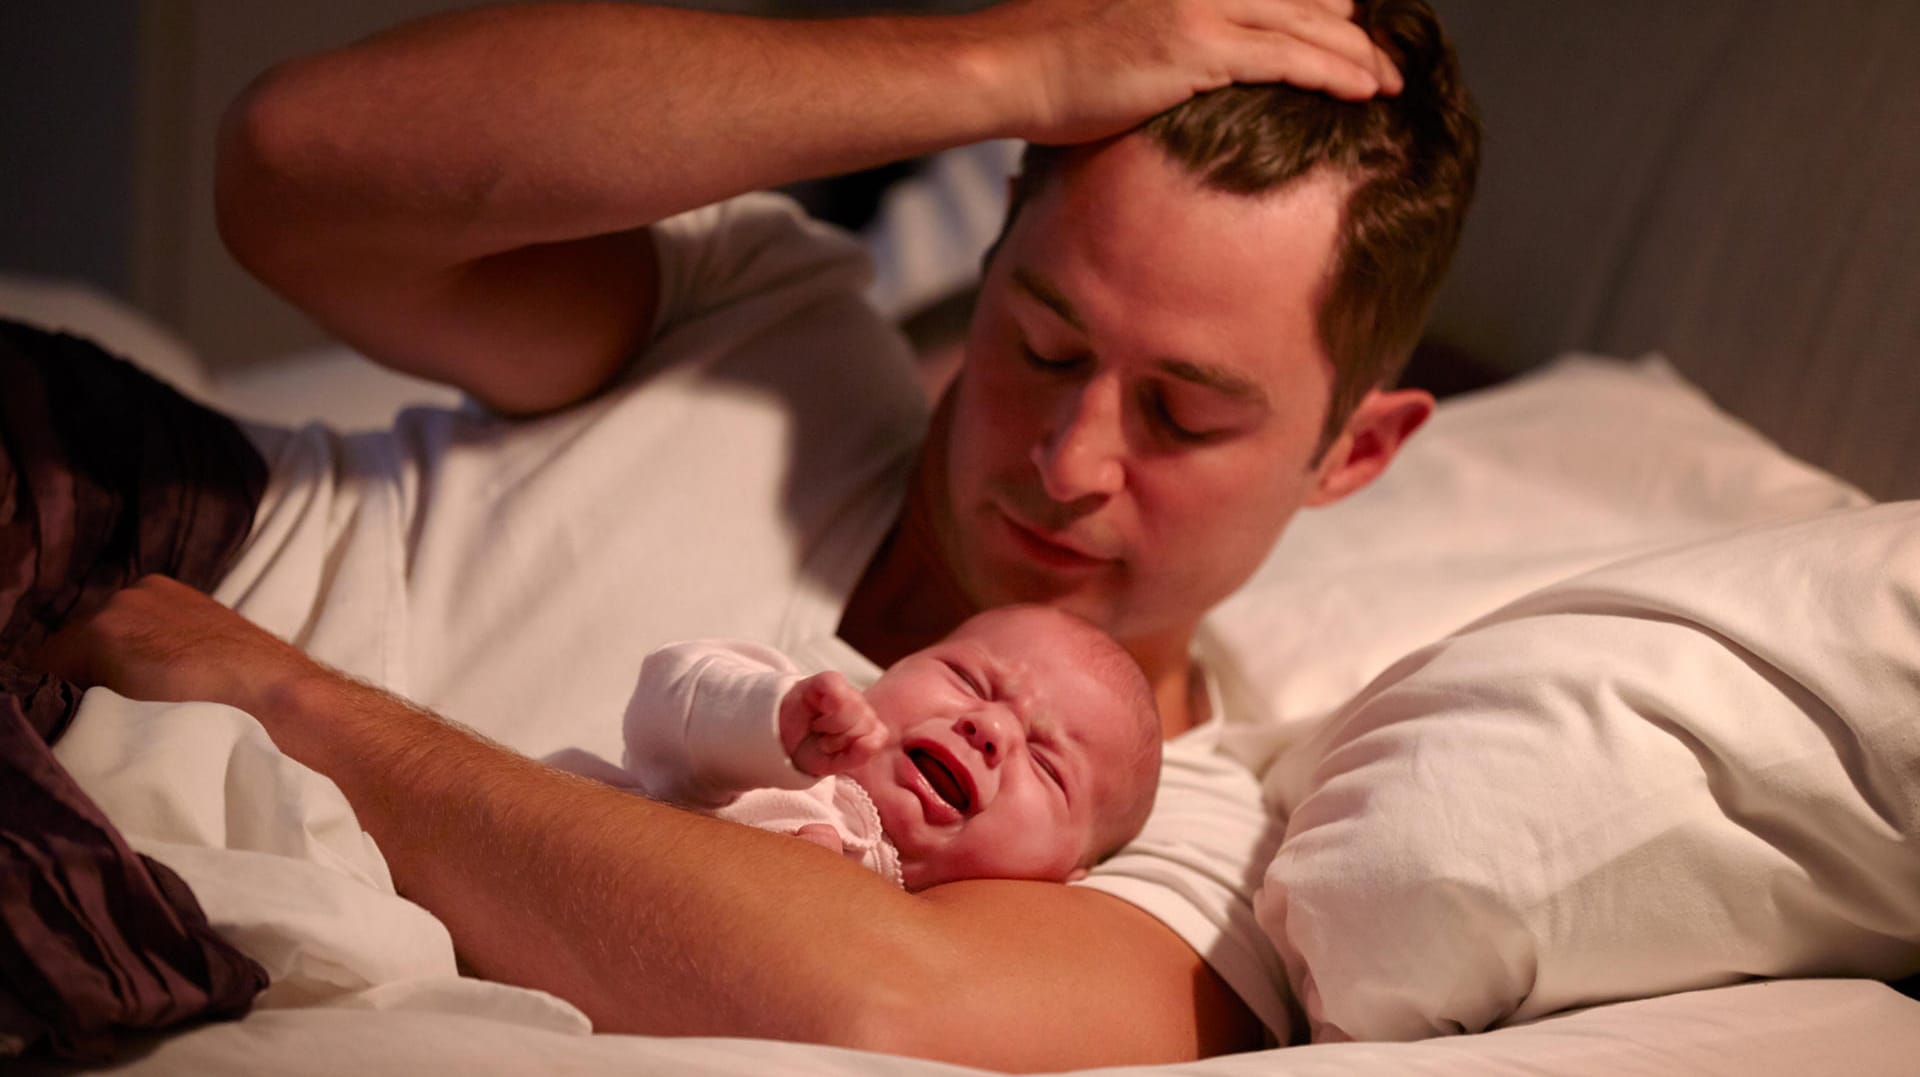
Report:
1031,375,1125,504
956,709,1019,768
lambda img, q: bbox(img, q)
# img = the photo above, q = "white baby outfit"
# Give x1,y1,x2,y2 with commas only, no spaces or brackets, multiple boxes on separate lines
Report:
618,639,902,887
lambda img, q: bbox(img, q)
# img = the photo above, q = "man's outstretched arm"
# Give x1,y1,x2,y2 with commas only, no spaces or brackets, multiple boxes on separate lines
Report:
216,0,1397,415
41,576,1262,1069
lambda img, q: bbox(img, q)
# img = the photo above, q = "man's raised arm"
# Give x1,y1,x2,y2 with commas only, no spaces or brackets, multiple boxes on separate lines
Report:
215,0,1396,414
43,576,1260,1069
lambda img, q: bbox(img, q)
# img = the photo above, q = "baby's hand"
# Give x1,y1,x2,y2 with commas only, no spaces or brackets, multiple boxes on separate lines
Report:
779,671,886,777
793,823,845,856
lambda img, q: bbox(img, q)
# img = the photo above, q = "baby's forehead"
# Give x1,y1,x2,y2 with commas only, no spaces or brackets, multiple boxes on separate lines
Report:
958,604,1087,645
964,610,1124,680
954,606,1152,727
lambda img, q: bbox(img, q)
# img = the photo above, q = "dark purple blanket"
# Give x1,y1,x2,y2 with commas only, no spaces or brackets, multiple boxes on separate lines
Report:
1,319,270,1060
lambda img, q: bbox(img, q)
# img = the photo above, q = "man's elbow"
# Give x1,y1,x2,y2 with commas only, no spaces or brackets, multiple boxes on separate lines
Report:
213,63,330,291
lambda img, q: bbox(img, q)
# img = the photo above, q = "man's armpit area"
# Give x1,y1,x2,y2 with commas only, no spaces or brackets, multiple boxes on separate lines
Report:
447,228,661,416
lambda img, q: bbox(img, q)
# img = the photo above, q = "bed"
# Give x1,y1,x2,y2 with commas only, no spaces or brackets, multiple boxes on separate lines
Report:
7,1,1919,1073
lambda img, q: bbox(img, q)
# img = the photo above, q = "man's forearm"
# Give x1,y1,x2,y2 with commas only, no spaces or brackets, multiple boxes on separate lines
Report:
260,669,1261,1069
213,4,1027,410
221,5,1023,265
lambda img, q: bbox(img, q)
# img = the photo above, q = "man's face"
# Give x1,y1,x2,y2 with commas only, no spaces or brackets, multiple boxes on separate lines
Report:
933,136,1355,654
845,606,1151,891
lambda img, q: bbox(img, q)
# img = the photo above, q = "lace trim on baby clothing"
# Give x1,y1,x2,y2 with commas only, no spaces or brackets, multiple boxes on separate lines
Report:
832,779,903,888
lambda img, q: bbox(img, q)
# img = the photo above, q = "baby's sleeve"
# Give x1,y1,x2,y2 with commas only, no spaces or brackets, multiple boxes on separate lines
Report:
621,640,815,807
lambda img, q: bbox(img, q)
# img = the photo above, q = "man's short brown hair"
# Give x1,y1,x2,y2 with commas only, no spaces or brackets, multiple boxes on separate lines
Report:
1002,0,1481,452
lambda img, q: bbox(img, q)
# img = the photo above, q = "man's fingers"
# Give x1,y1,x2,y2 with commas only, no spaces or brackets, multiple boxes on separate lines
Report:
1226,1,1402,97
32,575,174,684
1221,32,1382,99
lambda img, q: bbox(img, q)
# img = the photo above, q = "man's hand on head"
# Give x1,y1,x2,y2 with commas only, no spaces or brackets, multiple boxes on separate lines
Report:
989,0,1402,147
37,574,320,722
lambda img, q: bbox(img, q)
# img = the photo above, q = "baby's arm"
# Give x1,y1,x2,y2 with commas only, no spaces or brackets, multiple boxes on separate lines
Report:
779,672,887,777
626,640,814,805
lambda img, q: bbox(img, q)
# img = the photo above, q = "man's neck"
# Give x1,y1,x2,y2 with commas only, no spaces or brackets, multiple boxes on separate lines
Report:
836,504,974,670
840,405,975,667
1132,634,1209,739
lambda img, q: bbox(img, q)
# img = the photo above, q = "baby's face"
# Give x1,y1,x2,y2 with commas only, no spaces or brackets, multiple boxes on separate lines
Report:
842,606,1156,890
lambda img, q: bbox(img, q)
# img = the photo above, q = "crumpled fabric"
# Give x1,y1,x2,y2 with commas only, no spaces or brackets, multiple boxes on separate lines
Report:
0,319,270,1060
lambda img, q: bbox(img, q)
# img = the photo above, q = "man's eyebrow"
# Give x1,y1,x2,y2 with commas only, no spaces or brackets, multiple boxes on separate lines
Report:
1011,267,1087,333
1155,358,1270,409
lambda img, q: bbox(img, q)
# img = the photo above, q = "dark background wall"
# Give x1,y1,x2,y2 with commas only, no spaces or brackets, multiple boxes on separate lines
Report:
2,1,141,298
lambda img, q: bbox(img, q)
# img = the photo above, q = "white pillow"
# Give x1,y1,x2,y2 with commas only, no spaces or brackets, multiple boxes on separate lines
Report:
0,273,213,400
1257,502,1920,1042
0,273,461,430
1204,354,1869,772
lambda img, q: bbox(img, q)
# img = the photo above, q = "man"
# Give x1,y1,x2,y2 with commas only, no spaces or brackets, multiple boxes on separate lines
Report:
45,0,1477,1067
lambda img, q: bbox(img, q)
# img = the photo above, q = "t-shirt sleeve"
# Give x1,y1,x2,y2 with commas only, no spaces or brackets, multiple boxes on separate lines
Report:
622,640,812,807
644,193,878,351
1073,726,1293,1045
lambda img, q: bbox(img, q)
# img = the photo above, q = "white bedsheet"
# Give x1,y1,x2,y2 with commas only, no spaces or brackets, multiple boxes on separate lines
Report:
30,979,1920,1076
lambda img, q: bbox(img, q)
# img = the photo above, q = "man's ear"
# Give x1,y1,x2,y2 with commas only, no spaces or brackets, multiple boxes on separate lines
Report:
1306,386,1434,507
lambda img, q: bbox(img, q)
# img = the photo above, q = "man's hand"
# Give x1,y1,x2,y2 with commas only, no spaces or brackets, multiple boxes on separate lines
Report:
779,671,888,777
37,574,319,721
988,0,1403,146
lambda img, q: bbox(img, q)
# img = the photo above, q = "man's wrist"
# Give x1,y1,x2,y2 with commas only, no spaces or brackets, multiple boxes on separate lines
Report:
934,9,1048,143
250,661,394,774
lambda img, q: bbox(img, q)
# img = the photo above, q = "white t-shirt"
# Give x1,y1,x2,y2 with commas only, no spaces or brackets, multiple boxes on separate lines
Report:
214,193,1292,1040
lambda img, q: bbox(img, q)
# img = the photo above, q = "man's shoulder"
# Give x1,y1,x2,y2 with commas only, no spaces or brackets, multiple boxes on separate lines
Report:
627,192,928,436
648,192,874,324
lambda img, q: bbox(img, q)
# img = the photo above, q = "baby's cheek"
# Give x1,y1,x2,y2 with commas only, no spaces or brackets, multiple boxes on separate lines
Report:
964,823,1081,883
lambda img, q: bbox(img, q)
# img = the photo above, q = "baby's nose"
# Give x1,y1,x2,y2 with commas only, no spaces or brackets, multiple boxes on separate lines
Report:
956,711,1015,766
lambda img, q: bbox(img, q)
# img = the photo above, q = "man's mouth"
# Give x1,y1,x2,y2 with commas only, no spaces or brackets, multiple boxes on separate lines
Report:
909,748,973,815
998,510,1110,570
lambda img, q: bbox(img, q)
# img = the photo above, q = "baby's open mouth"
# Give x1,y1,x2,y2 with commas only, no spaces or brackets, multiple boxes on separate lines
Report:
909,748,972,814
